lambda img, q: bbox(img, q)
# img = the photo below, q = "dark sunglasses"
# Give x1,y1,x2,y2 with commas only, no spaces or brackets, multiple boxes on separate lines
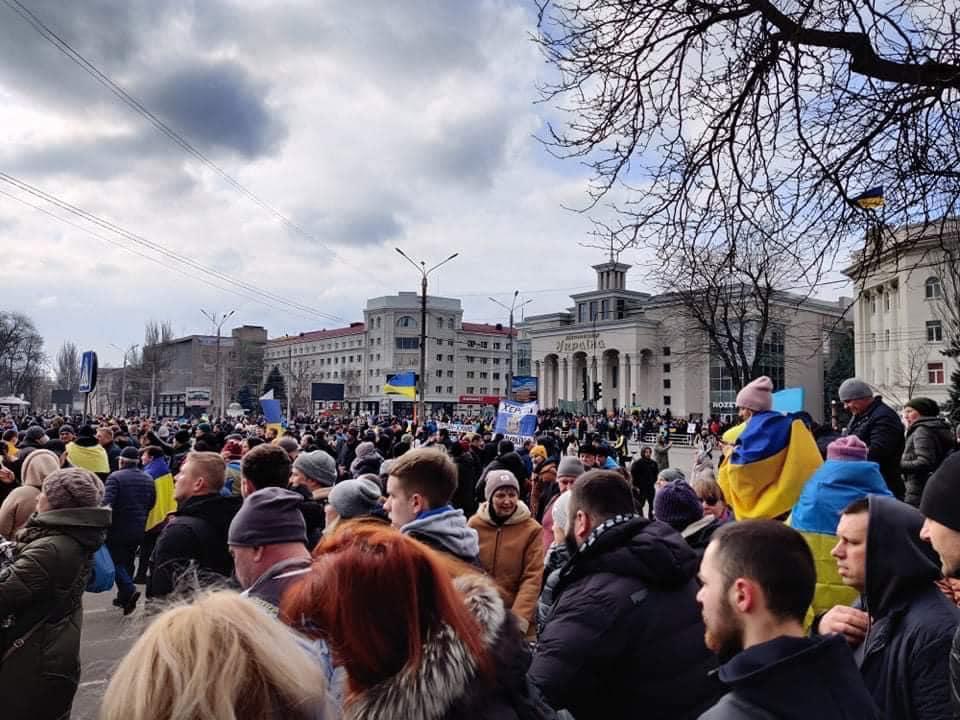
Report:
701,495,719,506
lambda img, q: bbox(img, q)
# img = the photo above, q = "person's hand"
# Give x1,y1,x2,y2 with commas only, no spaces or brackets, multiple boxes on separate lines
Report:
818,605,869,646
0,466,14,485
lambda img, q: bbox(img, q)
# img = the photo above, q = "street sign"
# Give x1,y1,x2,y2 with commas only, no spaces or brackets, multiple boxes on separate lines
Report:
79,351,98,393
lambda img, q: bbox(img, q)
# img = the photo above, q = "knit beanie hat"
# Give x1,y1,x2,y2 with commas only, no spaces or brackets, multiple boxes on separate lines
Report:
654,480,703,531
552,491,572,535
838,378,873,402
657,467,686,484
485,469,520,502
222,439,244,460
355,441,378,459
328,477,383,520
735,376,774,412
21,449,60,489
228,487,307,547
24,426,48,443
77,424,96,439
905,397,940,418
827,435,869,462
42,467,104,510
557,456,585,478
920,452,960,533
530,445,548,462
293,450,337,488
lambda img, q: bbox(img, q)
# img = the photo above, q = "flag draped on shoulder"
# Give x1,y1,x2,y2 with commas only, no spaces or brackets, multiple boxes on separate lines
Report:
144,457,176,532
384,371,417,399
718,411,822,520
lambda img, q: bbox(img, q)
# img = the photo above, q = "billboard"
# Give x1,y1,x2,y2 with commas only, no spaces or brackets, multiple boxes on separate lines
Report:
185,387,212,407
511,375,538,402
79,351,98,393
311,383,345,401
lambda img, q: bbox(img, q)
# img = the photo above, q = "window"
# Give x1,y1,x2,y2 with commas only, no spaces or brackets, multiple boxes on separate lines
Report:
435,385,443,394
492,358,500,365
601,299,609,319
437,317,444,329
436,354,443,362
467,340,476,348
466,355,475,363
663,346,671,356
926,277,943,300
376,353,380,361
448,319,454,330
397,316,416,328
493,342,501,350
589,300,598,320
376,337,381,345
446,385,454,393
395,337,419,350
927,320,943,342
663,363,671,373
884,329,890,349
663,395,672,406
929,362,945,384
492,387,500,395
663,378,671,389
480,341,489,349
446,370,454,378
617,298,626,320
447,354,454,361
436,369,443,378
448,340,453,347
578,304,586,322
480,357,488,364
493,372,500,380
466,371,475,379
871,332,877,349
870,294,877,314
375,317,381,329
883,292,891,312
466,386,475,394
479,387,488,394
480,371,489,379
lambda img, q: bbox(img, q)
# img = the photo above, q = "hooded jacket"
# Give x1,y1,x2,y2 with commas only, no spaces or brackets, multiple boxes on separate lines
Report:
846,398,906,499
401,506,481,570
469,501,545,634
700,635,881,719
901,416,955,507
146,493,242,599
856,495,960,720
529,515,720,719
0,449,58,539
0,506,111,720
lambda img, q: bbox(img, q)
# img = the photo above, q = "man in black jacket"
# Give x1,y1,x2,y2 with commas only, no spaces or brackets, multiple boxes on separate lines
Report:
529,470,720,719
697,520,880,719
839,378,906,498
146,451,241,599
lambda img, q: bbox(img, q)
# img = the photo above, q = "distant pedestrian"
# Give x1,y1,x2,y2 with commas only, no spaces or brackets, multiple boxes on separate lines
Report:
901,396,954,507
839,378,906,498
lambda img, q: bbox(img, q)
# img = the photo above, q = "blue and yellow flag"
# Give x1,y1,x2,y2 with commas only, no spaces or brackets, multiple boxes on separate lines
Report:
144,457,177,532
853,186,884,209
260,391,284,437
718,411,822,520
384,371,417,399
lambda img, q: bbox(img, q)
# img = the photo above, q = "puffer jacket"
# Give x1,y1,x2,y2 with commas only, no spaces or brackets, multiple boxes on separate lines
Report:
103,467,157,544
0,506,111,720
468,502,544,634
901,416,955,507
530,515,720,719
0,449,59,539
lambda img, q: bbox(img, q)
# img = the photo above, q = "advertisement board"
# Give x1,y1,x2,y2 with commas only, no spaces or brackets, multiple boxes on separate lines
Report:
185,387,212,407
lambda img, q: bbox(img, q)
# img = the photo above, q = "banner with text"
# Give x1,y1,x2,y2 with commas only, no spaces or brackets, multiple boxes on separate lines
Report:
494,400,539,441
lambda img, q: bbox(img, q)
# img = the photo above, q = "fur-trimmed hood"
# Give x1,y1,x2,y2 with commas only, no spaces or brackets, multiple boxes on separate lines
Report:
345,574,510,720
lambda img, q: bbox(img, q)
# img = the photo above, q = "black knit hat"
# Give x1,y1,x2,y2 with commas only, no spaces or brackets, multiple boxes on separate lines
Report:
905,397,940,418
920,452,960,532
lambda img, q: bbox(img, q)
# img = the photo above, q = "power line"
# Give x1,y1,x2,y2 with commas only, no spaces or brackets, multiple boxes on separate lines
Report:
0,172,344,323
1,0,387,289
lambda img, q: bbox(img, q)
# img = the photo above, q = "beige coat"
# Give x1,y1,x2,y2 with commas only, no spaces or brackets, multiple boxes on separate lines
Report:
0,449,60,538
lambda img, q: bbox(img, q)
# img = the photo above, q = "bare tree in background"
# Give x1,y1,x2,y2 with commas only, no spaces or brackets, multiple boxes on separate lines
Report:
54,341,80,393
140,320,175,415
536,1,960,284
0,311,46,403
878,343,930,408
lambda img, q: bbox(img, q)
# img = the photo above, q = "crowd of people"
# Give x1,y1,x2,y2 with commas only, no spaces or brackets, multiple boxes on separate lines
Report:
0,372,959,719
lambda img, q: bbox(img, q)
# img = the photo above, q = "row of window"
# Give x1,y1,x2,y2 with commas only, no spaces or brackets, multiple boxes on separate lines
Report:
576,298,628,323
870,320,943,348
464,387,501,395
872,363,946,385
867,277,942,315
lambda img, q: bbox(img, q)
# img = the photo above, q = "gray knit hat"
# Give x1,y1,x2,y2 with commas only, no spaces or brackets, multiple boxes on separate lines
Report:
228,487,307,547
557,456,585,478
293,450,337,487
552,491,572,534
355,441,377,459
838,378,873,402
42,467,104,510
484,469,520,502
328,477,383,519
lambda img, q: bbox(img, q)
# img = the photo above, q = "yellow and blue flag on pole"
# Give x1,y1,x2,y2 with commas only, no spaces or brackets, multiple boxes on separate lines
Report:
384,371,417,399
260,390,284,437
853,186,884,209
718,411,822,520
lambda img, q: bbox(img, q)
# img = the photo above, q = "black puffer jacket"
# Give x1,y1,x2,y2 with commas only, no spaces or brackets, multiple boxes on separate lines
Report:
846,397,906,499
529,515,721,719
901,416,954,507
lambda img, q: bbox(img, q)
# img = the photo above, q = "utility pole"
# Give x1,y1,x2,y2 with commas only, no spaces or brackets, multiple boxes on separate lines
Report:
489,291,532,399
395,248,459,424
110,343,139,418
288,340,293,420
201,309,236,419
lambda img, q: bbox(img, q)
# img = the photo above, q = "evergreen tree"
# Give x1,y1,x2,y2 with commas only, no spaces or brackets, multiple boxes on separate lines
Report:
262,366,287,402
237,385,256,411
946,366,960,425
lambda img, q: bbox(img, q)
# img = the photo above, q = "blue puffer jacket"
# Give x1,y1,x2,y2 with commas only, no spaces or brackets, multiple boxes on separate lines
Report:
103,467,157,543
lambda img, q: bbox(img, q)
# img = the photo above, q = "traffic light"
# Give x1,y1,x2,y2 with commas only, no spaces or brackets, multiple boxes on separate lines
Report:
593,381,602,400
582,380,588,401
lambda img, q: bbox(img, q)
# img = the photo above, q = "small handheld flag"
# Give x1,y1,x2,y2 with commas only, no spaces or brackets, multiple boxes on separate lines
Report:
853,186,884,209
384,371,417,399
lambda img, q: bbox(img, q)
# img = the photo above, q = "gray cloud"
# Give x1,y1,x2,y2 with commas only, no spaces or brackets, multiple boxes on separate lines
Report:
418,112,515,189
295,205,405,249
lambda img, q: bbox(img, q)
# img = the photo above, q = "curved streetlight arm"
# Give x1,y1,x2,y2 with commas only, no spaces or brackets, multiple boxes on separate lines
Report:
426,253,459,276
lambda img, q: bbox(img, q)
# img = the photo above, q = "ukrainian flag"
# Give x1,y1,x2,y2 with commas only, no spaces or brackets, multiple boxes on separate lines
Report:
853,186,884,209
718,411,822,520
260,391,284,437
384,371,417,399
144,458,177,532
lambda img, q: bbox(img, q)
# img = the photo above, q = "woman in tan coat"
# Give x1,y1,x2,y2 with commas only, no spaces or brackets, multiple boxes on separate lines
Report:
0,448,59,538
468,469,544,635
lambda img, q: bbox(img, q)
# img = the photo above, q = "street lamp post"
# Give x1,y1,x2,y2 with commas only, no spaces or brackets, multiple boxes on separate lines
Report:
395,248,459,424
488,291,532,399
201,309,236,419
109,343,139,418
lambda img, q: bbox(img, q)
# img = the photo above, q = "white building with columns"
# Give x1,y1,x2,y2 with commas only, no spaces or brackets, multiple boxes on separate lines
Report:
522,261,851,422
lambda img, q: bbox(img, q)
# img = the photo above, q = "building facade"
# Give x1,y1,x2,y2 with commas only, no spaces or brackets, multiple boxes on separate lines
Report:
522,262,851,422
842,218,959,409
263,293,515,416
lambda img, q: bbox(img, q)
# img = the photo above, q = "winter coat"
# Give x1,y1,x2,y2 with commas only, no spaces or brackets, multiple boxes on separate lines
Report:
242,557,313,615
350,450,383,478
103,467,157,544
0,506,111,720
453,452,481,518
146,493,242,599
401,506,482,572
653,443,671,470
537,543,571,637
848,495,960,720
0,449,58,539
469,502,545,634
699,635,881,719
529,460,558,523
846,397,906,498
951,625,960,716
344,573,555,720
901,416,955,507
530,515,721,719
630,456,659,494
680,515,723,564
65,438,109,478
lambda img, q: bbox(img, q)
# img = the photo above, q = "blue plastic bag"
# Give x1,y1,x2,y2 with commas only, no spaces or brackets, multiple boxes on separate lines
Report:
86,545,115,593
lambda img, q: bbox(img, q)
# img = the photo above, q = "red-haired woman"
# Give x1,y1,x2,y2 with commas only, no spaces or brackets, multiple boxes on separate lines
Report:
282,526,555,720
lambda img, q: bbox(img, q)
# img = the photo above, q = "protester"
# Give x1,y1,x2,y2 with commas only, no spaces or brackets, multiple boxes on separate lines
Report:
901,396,954,507
630,446,659,518
282,526,552,719
100,591,332,720
97,426,122,473
221,439,244,496
349,440,383,478
538,490,572,637
0,467,110,719
530,470,719,719
323,476,388,537
697,521,881,719
146,451,242,599
65,424,110,480
384,447,480,571
135,445,176,585
819,495,960,718
468,469,544,635
529,444,558,523
691,477,732,523
839,377,906,498
540,456,583,553
478,439,531,502
653,434,672,470
654,478,723,561
103,446,157,615
577,441,599,470
0,447,58,538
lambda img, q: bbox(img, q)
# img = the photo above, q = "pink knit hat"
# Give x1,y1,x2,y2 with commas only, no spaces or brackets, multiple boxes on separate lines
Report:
827,435,868,462
735,376,774,412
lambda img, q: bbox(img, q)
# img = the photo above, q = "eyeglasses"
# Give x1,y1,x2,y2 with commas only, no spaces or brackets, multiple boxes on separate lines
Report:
701,496,719,506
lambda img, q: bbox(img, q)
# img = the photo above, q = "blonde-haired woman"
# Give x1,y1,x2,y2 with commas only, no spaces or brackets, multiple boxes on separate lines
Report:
100,591,331,720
